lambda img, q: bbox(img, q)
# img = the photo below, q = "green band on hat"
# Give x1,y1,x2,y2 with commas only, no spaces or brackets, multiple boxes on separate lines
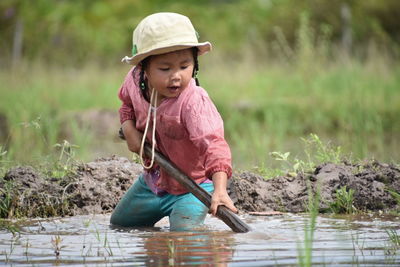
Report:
132,45,138,56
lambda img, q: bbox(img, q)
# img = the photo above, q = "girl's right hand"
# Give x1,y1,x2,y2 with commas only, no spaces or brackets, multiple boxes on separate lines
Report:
121,120,143,154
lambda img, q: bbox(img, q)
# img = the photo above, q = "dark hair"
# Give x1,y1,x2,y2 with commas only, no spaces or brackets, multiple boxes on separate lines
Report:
132,47,200,102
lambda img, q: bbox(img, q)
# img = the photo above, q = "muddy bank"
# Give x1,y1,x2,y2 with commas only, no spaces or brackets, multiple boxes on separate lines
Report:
0,156,399,218
230,161,400,213
0,156,142,218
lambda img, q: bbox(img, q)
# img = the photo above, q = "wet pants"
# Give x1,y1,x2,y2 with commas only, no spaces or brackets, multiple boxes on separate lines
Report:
110,174,214,231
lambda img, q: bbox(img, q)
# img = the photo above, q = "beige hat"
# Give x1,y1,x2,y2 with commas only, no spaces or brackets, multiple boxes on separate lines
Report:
121,12,212,65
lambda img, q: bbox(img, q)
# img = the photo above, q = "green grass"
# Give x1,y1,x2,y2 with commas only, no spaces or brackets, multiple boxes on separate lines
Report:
329,186,357,214
0,53,399,170
202,55,400,169
0,62,124,165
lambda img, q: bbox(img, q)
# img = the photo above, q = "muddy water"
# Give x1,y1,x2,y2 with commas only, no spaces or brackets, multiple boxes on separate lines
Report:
0,213,399,266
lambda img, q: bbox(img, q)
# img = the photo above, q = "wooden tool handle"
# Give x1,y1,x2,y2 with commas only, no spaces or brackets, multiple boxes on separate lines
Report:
144,144,251,233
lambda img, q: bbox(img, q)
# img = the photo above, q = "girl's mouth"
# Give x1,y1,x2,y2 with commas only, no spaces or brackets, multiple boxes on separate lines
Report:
168,86,180,93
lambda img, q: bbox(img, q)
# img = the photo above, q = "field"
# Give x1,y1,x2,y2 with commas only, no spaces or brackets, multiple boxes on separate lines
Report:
0,50,399,172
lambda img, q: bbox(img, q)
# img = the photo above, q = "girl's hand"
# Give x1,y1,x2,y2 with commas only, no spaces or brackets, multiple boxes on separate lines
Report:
210,189,238,216
121,120,143,154
210,171,238,216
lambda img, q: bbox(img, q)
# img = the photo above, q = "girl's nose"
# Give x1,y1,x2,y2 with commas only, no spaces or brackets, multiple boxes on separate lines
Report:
171,70,181,81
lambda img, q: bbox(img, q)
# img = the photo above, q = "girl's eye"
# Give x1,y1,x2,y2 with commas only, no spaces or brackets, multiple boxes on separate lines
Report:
159,68,169,71
181,66,189,70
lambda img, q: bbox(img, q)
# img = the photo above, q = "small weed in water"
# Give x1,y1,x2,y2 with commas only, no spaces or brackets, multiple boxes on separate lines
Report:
297,182,320,267
3,235,18,263
51,235,64,257
329,186,357,214
351,231,366,256
385,229,400,255
24,238,31,258
92,226,113,257
167,239,176,266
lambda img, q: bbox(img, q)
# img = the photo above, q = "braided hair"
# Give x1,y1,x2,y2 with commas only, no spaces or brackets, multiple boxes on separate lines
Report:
192,47,200,86
133,47,200,102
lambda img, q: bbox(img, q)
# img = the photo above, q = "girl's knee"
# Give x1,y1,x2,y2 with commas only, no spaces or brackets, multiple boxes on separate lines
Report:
169,201,208,231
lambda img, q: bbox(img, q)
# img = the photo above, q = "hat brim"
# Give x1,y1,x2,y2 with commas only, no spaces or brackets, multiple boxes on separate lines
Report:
121,42,212,66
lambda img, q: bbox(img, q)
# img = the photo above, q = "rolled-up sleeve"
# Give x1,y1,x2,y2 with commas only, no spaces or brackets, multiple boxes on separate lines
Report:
183,92,232,179
118,71,136,124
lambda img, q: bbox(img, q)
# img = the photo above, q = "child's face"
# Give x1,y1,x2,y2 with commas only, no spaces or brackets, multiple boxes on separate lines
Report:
145,48,194,102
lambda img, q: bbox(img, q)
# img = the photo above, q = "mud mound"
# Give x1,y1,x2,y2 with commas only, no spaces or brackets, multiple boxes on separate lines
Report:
230,161,400,213
1,156,141,218
2,166,65,217
1,157,399,218
67,155,142,214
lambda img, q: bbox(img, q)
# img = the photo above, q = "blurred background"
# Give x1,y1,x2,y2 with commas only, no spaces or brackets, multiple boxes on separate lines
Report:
0,0,399,172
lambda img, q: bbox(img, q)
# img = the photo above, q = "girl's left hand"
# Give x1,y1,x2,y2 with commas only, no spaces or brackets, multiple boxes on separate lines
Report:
210,171,238,215
210,190,238,216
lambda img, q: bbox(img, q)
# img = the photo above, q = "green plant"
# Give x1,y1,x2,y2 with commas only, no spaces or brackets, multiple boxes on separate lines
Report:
51,235,64,257
20,116,51,150
167,239,176,266
3,235,18,263
253,161,283,179
385,229,400,255
51,140,79,178
351,231,366,257
269,151,310,176
24,238,31,258
297,182,320,267
329,186,357,214
92,226,113,257
302,133,342,165
0,181,15,218
256,134,344,179
0,146,7,159
386,229,400,247
0,145,10,178
0,219,20,236
386,189,400,206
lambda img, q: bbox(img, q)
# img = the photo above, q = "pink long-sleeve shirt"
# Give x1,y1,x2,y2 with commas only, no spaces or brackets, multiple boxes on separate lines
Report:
118,67,232,195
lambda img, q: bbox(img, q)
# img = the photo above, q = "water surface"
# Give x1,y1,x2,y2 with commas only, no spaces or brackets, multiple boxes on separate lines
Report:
1,213,399,266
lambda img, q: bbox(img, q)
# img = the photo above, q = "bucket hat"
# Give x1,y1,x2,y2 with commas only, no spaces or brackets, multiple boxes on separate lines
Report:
121,12,212,65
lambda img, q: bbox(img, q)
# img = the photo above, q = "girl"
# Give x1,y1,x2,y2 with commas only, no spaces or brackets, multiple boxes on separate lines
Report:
110,12,237,231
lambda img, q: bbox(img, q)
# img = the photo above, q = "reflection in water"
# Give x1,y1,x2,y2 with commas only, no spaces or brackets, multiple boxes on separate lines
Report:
136,231,235,266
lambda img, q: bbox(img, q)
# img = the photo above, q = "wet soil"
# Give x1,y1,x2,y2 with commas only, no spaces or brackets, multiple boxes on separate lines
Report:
1,157,399,218
230,161,400,213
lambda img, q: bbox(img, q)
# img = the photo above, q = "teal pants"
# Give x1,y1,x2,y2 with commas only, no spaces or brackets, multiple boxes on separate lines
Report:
110,174,214,231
